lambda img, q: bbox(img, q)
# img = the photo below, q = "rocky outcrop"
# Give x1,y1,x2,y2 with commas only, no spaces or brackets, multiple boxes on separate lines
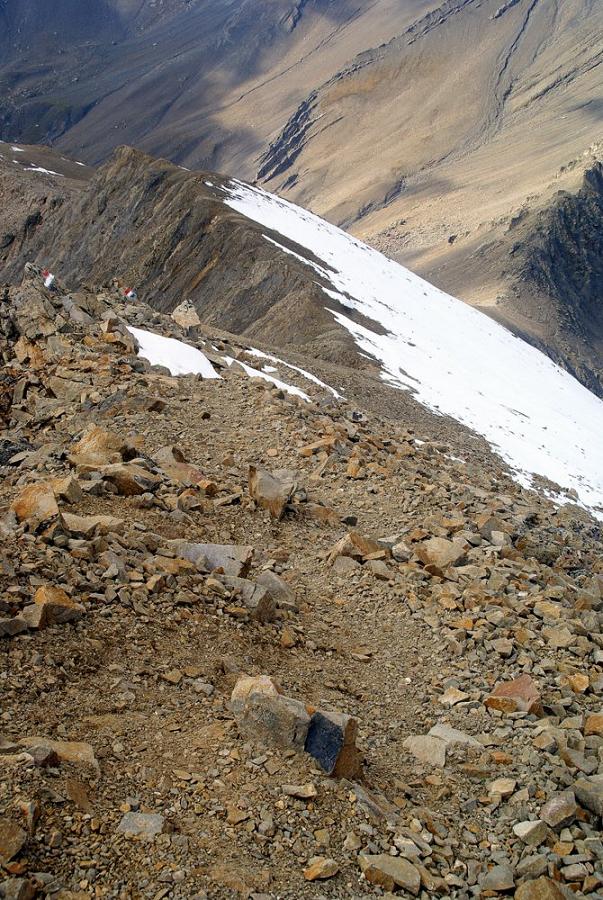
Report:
512,162,603,396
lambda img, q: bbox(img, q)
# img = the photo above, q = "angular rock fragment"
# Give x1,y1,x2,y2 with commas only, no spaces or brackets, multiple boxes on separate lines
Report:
540,791,577,828
404,723,480,767
256,570,297,610
514,876,567,899
484,673,543,715
33,585,85,626
248,465,295,519
415,536,466,572
327,531,383,565
303,857,339,881
217,576,276,622
19,737,97,769
11,481,60,531
51,475,84,505
304,708,361,778
62,512,125,538
513,820,548,846
574,775,603,817
0,818,27,866
481,863,514,892
358,853,421,894
69,425,132,468
0,879,38,900
0,617,28,638
117,812,165,839
282,783,317,799
231,675,310,752
100,462,162,496
403,734,447,768
168,540,253,577
154,445,204,484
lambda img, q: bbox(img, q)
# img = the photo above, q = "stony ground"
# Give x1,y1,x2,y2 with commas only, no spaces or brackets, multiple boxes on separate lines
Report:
1,268,602,900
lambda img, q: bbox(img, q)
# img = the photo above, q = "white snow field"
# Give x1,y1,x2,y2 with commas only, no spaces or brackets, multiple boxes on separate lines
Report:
128,326,312,399
221,355,311,401
221,179,603,518
128,326,220,379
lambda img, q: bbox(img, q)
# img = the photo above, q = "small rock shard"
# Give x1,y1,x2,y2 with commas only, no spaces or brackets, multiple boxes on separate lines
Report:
358,853,421,895
303,857,339,881
117,812,165,839
484,673,543,715
168,540,253,577
282,783,317,799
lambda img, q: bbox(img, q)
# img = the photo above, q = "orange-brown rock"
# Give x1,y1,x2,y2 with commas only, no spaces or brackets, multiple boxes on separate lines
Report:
485,674,543,716
11,482,60,531
248,465,295,520
69,425,131,468
33,586,85,626
327,531,383,565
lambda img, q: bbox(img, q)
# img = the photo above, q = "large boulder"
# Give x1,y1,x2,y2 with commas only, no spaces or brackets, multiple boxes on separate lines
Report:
230,676,361,777
248,466,296,520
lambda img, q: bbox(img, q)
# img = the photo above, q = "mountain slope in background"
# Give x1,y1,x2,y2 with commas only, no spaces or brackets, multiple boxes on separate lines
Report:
1,146,601,517
0,0,601,397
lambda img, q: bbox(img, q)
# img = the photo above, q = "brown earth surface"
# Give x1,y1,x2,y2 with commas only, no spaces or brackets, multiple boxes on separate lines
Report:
1,266,602,899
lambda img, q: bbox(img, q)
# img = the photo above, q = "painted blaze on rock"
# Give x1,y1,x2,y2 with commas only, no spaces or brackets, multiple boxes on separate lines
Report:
230,675,361,778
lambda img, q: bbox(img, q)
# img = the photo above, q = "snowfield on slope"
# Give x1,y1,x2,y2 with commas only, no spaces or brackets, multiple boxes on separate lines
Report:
222,180,603,518
128,326,315,399
128,326,220,379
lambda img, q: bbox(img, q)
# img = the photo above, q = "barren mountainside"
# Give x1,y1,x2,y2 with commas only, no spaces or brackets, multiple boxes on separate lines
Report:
1,0,601,397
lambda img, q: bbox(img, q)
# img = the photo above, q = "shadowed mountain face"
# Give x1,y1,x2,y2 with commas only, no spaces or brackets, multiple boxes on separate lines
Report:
0,0,437,164
0,146,364,368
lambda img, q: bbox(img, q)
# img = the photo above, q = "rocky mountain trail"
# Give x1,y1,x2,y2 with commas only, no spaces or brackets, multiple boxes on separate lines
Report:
1,267,603,897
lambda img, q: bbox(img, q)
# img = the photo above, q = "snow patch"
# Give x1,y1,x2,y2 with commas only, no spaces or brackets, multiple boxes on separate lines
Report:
222,179,603,518
25,165,63,177
128,326,220,379
222,356,310,401
246,346,342,399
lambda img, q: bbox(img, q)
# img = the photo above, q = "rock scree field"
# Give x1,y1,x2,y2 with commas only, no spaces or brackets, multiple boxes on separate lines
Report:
0,230,603,898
